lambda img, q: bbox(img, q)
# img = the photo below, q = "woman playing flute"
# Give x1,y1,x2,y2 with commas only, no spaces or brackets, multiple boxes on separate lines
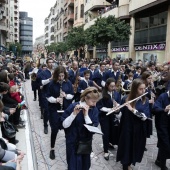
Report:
97,78,121,160
61,87,100,170
117,79,150,170
46,66,74,160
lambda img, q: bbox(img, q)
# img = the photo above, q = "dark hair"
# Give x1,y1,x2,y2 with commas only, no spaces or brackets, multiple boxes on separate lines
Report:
100,62,106,67
0,71,9,84
136,66,141,70
127,78,146,107
46,58,53,64
112,60,119,65
0,82,10,93
102,78,115,99
141,71,152,86
53,66,68,82
41,64,47,68
8,73,15,81
84,70,90,75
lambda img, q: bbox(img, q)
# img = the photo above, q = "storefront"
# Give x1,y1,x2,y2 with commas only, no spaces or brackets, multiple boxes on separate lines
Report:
111,46,129,60
135,43,166,64
96,49,107,60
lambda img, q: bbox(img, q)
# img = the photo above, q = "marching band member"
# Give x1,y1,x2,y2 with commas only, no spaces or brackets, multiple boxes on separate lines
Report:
117,79,150,170
39,58,53,134
133,66,142,79
103,60,124,87
78,70,102,95
61,87,100,170
88,63,95,80
68,61,81,102
46,66,74,160
97,78,121,160
153,90,170,170
29,62,38,101
92,62,106,88
123,72,133,90
141,71,155,138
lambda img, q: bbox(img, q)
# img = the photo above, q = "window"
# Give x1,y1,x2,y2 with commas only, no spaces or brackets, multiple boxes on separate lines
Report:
75,7,78,20
80,4,84,18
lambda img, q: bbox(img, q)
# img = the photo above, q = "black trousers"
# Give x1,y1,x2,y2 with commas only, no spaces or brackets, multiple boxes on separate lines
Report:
51,128,59,148
33,90,37,99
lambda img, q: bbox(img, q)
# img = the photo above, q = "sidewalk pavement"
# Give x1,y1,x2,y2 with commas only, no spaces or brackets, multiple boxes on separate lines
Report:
23,80,170,170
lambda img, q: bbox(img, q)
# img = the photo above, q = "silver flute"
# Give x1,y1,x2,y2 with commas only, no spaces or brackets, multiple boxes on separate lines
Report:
57,80,64,113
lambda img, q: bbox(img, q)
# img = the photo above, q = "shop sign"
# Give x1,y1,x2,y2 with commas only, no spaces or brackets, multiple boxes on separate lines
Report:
96,49,107,53
111,46,129,52
135,43,166,51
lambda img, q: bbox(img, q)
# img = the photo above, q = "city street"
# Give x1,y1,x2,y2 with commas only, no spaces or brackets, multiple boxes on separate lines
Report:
23,80,170,170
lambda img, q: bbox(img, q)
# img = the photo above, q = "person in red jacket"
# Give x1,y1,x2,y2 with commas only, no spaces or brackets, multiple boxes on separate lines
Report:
9,86,22,103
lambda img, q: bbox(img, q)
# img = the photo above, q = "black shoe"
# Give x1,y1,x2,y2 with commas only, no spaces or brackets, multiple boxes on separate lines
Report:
15,139,19,144
49,150,55,160
41,114,44,119
16,123,25,128
155,160,168,170
33,98,36,101
104,153,109,161
44,127,48,134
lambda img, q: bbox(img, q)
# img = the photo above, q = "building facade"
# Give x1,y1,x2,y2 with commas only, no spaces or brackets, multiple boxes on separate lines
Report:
54,0,64,43
10,0,19,43
84,0,170,63
0,0,11,53
19,11,33,55
44,7,55,45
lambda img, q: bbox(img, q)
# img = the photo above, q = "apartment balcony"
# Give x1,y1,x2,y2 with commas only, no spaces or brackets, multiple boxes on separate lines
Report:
14,2,19,9
63,27,68,34
84,0,110,13
0,21,7,31
84,7,118,29
64,0,74,7
67,13,74,21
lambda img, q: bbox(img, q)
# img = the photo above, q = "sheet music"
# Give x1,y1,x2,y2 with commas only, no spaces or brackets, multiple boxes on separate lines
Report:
84,124,103,135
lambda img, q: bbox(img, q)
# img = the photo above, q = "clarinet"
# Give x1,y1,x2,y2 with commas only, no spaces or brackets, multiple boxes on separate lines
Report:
58,80,64,113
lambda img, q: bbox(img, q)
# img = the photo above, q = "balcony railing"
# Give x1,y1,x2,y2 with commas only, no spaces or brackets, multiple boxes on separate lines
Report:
67,13,74,21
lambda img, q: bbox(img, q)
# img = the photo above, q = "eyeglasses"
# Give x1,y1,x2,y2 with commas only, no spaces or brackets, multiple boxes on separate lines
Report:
86,89,98,96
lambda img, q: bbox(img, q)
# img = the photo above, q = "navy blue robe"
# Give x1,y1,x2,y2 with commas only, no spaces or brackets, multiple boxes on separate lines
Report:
97,91,121,150
123,80,132,90
68,69,80,84
92,70,105,87
117,97,150,165
153,92,170,158
61,102,99,170
104,70,124,83
133,73,140,79
29,68,38,91
77,80,93,93
38,69,52,127
46,80,73,129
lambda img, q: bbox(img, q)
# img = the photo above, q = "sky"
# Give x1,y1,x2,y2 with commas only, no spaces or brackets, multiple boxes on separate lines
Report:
20,0,56,43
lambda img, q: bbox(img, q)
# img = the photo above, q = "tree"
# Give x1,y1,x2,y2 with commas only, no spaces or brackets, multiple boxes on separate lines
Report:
45,43,58,55
66,26,86,58
9,42,22,56
56,42,68,56
85,15,131,57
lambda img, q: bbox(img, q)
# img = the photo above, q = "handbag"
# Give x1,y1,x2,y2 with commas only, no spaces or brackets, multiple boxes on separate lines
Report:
76,139,92,155
2,120,16,138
